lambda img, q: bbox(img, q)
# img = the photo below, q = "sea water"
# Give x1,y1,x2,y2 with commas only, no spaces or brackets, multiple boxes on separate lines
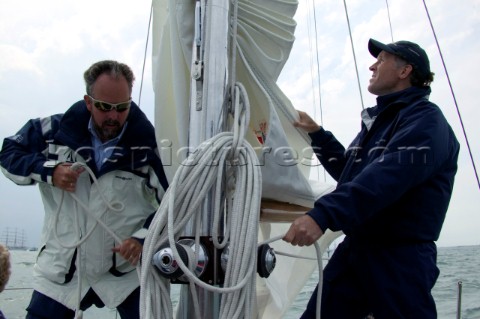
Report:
1,245,479,318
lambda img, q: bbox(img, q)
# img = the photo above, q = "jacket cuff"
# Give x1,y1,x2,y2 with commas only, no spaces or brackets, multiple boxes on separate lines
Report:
42,160,59,185
308,127,331,145
131,228,148,240
131,228,148,245
131,213,155,245
306,207,329,234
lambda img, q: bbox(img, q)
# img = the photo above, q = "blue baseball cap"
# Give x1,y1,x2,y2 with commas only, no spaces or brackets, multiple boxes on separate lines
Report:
368,38,431,78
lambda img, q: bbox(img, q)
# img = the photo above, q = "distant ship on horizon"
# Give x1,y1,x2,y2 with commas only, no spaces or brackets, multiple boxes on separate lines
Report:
0,227,29,250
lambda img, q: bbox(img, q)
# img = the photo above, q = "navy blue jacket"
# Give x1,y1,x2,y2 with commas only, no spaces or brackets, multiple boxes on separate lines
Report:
301,86,460,318
307,86,459,244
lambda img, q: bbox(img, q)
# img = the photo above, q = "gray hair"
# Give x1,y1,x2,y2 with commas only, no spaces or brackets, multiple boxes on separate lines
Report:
83,60,135,96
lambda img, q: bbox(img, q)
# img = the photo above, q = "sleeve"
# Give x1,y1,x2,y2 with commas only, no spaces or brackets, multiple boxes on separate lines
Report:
307,105,458,235
131,214,155,244
309,127,348,181
148,147,169,203
131,147,169,243
0,116,61,185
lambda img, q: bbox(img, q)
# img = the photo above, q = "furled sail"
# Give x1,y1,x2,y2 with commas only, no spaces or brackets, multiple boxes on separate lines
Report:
153,0,333,206
152,0,341,317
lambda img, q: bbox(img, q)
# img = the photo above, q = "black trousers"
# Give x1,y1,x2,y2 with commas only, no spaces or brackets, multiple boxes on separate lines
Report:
26,287,140,319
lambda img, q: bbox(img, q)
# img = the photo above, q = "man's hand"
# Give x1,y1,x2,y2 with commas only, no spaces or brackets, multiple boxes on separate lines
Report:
293,110,321,133
52,163,85,192
283,214,324,246
112,238,143,266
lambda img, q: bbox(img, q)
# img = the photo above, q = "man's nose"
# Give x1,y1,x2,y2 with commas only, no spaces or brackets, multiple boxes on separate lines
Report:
106,109,120,119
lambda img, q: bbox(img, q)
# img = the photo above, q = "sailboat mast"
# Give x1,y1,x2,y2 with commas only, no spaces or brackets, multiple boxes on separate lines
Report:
188,0,229,148
178,0,230,317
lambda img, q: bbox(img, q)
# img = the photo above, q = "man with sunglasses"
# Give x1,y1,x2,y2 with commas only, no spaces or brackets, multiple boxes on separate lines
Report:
284,39,459,318
0,60,169,318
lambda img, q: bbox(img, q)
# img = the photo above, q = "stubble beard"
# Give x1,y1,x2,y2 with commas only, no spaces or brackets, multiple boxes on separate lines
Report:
95,120,121,142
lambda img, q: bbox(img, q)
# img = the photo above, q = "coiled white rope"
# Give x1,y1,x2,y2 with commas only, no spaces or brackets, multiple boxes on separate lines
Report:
139,83,262,319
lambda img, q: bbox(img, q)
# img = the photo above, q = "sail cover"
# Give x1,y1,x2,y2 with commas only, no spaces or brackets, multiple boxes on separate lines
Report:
152,0,339,317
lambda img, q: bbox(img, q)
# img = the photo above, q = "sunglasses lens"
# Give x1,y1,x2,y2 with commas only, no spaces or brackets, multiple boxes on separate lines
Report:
116,102,130,112
92,99,130,112
94,101,111,111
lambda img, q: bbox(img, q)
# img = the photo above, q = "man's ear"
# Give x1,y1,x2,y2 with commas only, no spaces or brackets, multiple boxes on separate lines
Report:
399,64,413,80
84,95,92,112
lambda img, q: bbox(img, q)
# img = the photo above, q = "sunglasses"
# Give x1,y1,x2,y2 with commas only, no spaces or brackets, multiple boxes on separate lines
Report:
88,95,131,112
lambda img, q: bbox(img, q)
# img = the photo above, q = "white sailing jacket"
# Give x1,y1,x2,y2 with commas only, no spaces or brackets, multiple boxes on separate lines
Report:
0,100,169,309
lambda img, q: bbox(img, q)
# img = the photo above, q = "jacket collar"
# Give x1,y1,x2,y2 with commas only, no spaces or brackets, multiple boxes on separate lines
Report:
376,86,431,111
361,86,431,132
54,100,158,174
55,100,156,150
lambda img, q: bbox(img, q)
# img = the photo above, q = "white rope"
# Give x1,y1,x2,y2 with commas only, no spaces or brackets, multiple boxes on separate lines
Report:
260,234,324,319
139,82,261,319
54,164,124,248
53,163,126,318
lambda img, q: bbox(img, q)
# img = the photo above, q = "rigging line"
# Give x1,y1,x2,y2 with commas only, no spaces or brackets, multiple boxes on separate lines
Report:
342,0,365,110
310,0,327,182
138,1,154,107
306,1,318,123
385,0,394,42
311,0,324,127
422,0,480,190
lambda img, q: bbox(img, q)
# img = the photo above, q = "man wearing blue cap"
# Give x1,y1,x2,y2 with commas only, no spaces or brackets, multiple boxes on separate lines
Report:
284,39,460,318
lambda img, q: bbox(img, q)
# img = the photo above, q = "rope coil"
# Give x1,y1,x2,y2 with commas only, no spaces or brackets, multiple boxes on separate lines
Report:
139,82,262,319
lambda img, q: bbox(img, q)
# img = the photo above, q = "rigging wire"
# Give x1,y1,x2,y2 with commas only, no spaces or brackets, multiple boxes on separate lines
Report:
306,3,318,123
385,0,394,42
308,0,327,182
422,0,480,190
310,0,324,127
138,1,154,106
342,0,365,110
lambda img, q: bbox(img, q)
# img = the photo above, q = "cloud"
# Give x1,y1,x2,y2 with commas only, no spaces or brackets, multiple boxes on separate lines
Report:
0,44,43,78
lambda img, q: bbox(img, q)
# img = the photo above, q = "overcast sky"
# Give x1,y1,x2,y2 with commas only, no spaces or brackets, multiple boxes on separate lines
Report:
0,0,479,248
